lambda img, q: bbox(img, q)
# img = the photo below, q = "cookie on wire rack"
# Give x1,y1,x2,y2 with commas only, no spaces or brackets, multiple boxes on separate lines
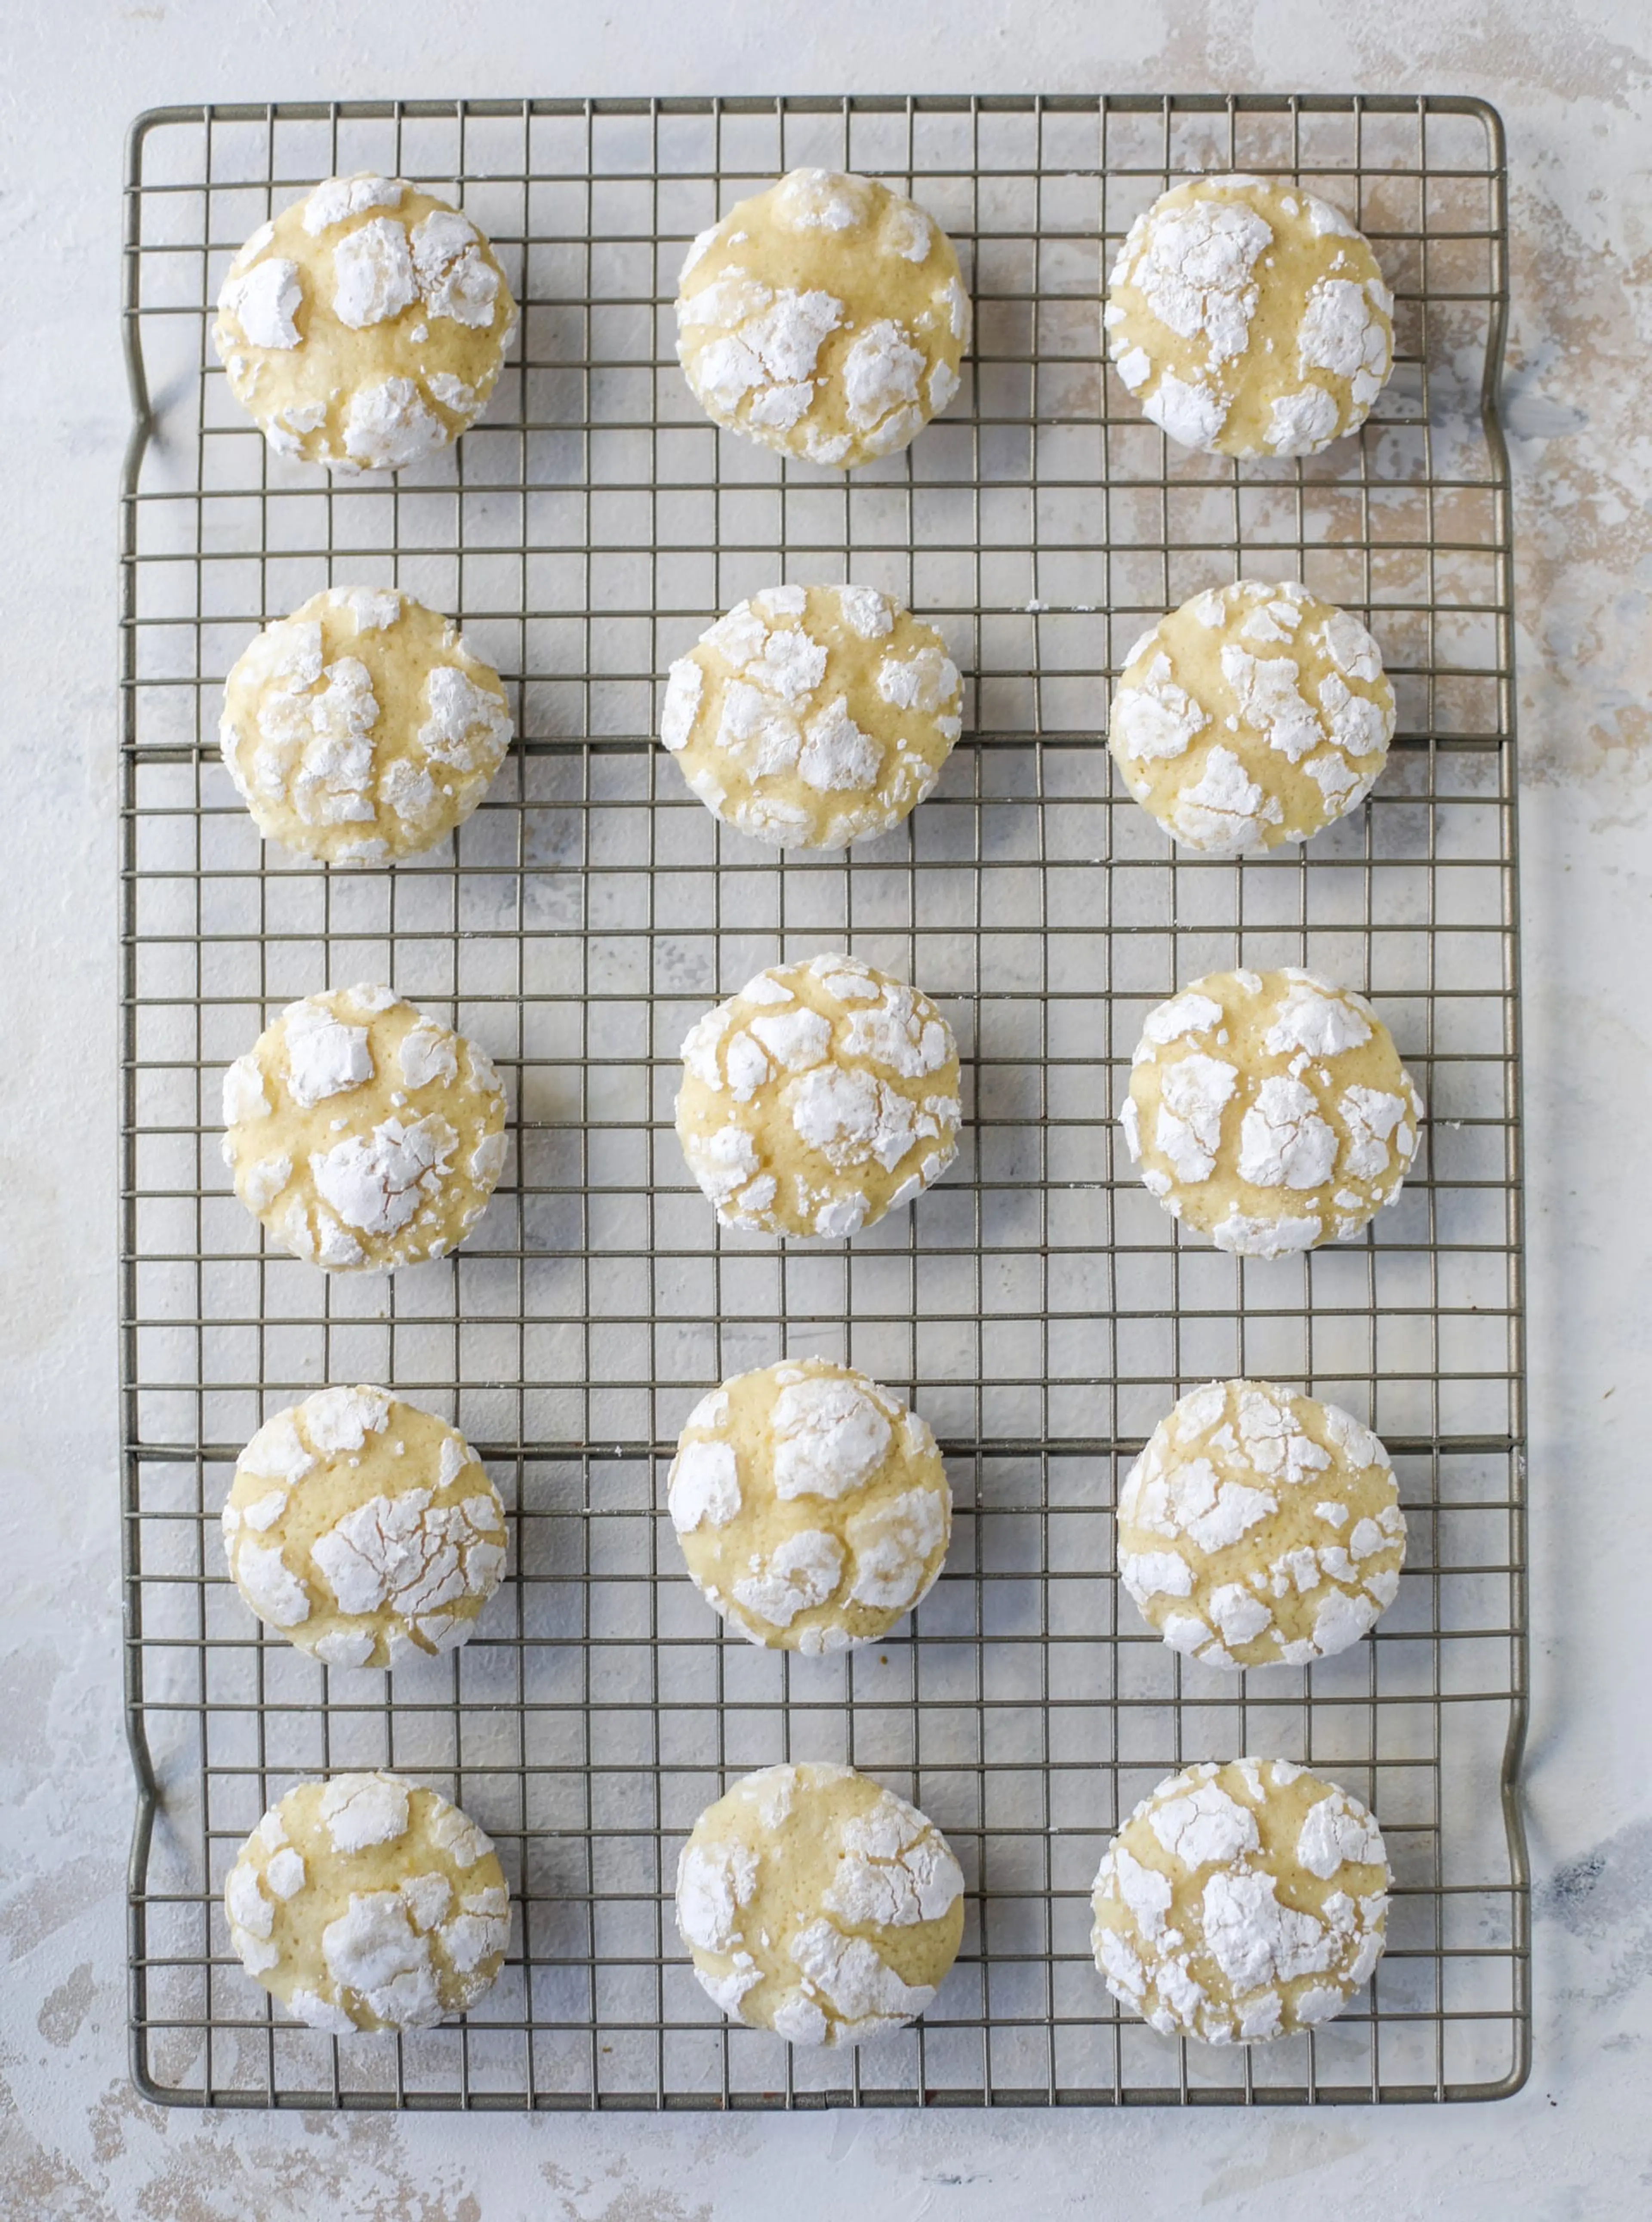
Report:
1108,580,1393,854
675,952,961,1240
675,166,970,468
225,1772,509,2034
1104,173,1393,458
221,984,508,1271
660,582,962,848
222,1386,507,1668
1116,1378,1406,1669
676,1762,965,2047
1119,968,1423,1258
214,173,517,472
667,1358,951,1653
1091,1758,1390,2044
220,586,512,864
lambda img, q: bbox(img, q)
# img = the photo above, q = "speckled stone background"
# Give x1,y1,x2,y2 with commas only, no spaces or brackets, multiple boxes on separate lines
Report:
5,2,1649,2214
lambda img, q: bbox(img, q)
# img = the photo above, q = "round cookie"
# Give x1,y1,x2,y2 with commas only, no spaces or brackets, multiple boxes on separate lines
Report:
660,583,962,848
222,1385,507,1667
220,586,512,864
675,952,961,1240
675,1762,965,2047
1104,173,1393,458
668,1359,950,1653
1120,968,1423,1257
221,984,508,1271
1091,1758,1390,2044
1118,1379,1405,1669
214,173,517,472
1109,580,1393,854
225,1772,509,2033
675,167,970,469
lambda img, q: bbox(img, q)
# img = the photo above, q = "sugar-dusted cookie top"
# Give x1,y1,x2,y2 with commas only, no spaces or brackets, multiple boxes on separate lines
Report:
1105,174,1393,458
676,168,969,468
221,984,508,1271
215,174,516,471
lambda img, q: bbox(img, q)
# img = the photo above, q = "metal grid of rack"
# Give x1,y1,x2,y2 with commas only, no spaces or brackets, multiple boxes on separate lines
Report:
120,93,1529,2109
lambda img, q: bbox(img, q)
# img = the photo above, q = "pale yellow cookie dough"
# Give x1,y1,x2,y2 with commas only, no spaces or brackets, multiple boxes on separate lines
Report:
660,583,962,848
221,984,508,1271
675,167,970,468
1091,1758,1389,2044
675,953,961,1240
1118,1379,1405,1668
220,586,512,864
214,173,517,472
1104,174,1393,457
225,1772,509,2033
668,1359,950,1653
1121,969,1423,1257
1109,580,1393,853
222,1385,507,1667
675,1762,965,2047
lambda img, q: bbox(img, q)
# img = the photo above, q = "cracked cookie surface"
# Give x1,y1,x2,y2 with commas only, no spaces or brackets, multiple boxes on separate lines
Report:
675,952,961,1240
214,173,516,472
223,1385,507,1667
668,1359,950,1653
1104,174,1392,458
1121,968,1423,1257
1109,580,1392,854
1118,1379,1405,1668
676,1763,965,2047
675,167,969,469
225,1772,509,2032
661,582,962,848
221,983,508,1271
1092,1759,1389,2044
220,586,511,863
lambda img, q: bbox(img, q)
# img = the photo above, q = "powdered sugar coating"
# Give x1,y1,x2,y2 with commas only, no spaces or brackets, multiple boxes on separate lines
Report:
1123,968,1422,1255
223,1387,506,1667
1118,1379,1405,1668
675,1763,964,2047
215,174,516,473
224,1772,508,2033
220,587,511,865
1091,1759,1390,2043
676,169,969,469
221,984,508,1271
661,583,962,848
1105,175,1394,458
1110,581,1393,854
667,1358,950,1652
675,953,961,1240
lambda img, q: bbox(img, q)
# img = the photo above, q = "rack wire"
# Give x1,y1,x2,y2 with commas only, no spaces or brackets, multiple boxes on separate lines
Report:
120,93,1529,2109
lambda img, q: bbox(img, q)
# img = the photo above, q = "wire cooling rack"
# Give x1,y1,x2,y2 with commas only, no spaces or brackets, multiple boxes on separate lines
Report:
120,93,1529,2109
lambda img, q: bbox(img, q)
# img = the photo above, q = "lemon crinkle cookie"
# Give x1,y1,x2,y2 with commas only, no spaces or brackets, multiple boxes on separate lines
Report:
675,953,961,1240
1118,1380,1405,1668
1104,173,1393,458
668,1359,950,1653
220,586,512,863
1091,1759,1389,2044
1121,968,1422,1257
661,583,962,847
1109,581,1393,853
222,1386,507,1667
675,1763,965,2046
225,1772,509,2032
215,173,517,471
675,167,970,468
222,984,508,1270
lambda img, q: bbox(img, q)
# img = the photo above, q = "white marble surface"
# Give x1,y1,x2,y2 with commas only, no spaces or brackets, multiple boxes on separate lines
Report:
5,0,1650,2212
